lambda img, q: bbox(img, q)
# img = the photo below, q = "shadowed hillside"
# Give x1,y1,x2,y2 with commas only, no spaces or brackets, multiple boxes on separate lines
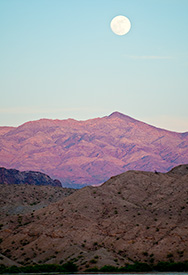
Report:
0,167,62,187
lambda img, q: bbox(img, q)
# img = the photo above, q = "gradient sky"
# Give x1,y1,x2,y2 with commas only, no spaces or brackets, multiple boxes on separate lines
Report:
0,0,188,132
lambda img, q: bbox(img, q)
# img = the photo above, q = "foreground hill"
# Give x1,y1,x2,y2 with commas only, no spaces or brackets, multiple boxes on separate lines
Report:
0,164,188,270
0,112,187,187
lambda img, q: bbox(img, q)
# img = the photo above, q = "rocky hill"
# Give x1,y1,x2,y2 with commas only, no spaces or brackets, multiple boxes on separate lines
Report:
0,167,62,187
0,184,76,217
0,183,76,267
0,112,187,187
0,164,188,270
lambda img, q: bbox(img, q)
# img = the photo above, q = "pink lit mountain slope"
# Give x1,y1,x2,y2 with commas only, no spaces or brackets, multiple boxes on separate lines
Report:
0,112,187,188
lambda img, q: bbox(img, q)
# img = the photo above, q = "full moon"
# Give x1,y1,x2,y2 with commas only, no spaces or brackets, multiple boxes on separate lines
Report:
110,15,131,35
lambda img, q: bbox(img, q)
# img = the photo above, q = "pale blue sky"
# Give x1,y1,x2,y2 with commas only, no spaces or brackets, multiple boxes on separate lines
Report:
0,0,188,132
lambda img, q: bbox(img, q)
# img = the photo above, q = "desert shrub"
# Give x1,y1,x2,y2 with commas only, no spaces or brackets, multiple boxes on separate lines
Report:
150,258,154,263
21,264,60,273
114,258,118,262
155,261,188,272
5,265,21,273
85,267,99,272
0,264,6,273
0,262,78,274
120,262,152,272
100,265,118,272
90,259,97,264
62,261,78,272
2,261,188,274
143,251,148,256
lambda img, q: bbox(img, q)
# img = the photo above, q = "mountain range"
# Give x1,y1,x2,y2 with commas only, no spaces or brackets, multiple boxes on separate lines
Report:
0,164,188,269
0,112,187,187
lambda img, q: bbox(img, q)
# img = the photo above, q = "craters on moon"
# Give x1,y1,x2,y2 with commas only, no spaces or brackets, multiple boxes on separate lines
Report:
110,15,131,36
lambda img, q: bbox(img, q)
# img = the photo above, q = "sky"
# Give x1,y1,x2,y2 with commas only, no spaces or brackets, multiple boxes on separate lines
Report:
0,0,188,132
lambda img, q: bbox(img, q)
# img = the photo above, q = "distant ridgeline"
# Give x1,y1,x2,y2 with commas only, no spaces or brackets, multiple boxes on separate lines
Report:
0,112,187,188
0,167,62,187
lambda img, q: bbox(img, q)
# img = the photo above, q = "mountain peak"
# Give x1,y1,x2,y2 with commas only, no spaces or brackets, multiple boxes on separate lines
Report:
109,111,124,117
108,111,137,122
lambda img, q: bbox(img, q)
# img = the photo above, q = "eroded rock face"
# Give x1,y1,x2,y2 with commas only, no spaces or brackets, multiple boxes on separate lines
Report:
0,167,62,187
1,164,188,269
0,112,187,187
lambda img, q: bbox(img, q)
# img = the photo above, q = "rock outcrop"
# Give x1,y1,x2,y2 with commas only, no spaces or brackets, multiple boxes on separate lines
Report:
0,167,62,187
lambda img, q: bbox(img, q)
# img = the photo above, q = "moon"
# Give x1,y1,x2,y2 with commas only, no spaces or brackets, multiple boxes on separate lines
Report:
110,15,131,36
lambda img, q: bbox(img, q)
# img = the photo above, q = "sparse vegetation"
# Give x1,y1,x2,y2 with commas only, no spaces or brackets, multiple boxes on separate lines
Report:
86,261,188,273
90,259,97,264
143,251,148,256
167,253,174,258
0,262,78,274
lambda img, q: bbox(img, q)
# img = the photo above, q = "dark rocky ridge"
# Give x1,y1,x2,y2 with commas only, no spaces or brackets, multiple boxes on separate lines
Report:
0,164,188,270
0,167,62,187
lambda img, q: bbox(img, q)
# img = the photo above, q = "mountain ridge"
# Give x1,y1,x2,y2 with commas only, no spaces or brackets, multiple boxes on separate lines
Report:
0,167,62,187
2,112,187,133
0,112,187,187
